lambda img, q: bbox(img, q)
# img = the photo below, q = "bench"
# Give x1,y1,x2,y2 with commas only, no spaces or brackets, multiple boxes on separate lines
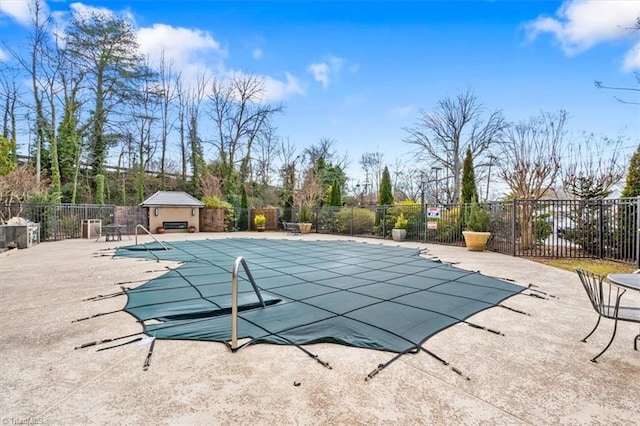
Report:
163,221,189,230
282,221,300,235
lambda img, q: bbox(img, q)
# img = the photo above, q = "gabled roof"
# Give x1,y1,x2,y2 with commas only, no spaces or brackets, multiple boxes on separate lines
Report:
140,191,204,207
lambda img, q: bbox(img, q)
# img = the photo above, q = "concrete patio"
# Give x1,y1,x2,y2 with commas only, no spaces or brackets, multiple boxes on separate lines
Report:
1,232,638,425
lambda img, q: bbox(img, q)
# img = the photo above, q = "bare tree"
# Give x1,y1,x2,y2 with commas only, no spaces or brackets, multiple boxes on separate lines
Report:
128,73,161,203
154,51,179,187
404,90,505,203
175,73,188,182
360,152,384,198
391,160,425,202
0,165,44,221
303,137,349,171
206,74,284,196
562,133,627,199
498,110,567,249
0,66,21,146
253,124,281,186
187,72,209,198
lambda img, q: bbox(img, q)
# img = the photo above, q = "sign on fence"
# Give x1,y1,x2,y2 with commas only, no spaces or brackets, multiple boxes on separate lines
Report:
427,221,438,230
426,207,440,218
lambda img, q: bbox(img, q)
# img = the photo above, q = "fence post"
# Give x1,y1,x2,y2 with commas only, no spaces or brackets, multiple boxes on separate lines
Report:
350,207,354,236
598,200,604,259
636,197,640,269
511,200,517,256
382,206,386,239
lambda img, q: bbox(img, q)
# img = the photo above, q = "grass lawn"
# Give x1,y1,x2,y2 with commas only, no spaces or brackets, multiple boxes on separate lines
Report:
529,257,636,276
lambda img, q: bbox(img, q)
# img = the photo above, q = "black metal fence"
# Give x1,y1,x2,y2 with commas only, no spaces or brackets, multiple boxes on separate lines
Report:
4,198,638,266
1,203,116,241
271,198,639,266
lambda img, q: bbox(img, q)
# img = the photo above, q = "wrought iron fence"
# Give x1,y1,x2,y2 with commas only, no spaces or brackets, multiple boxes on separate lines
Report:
260,198,638,266
4,198,638,266
1,203,116,241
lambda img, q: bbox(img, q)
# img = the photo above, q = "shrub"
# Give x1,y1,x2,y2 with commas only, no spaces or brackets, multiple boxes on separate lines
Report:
394,212,408,229
334,208,375,234
465,201,490,232
298,204,312,223
534,213,553,243
254,214,266,226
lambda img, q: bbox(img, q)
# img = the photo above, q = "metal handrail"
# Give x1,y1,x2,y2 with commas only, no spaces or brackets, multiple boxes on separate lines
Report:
134,224,169,250
231,256,266,350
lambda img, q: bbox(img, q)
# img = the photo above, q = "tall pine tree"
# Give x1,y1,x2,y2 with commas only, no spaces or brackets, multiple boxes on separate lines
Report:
461,147,479,204
622,145,640,197
378,166,394,206
329,178,342,206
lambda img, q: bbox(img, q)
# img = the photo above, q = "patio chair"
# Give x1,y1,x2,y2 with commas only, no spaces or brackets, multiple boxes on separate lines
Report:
575,268,640,362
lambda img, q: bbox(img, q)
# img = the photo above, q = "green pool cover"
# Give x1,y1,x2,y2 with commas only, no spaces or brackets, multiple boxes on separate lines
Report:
116,238,525,354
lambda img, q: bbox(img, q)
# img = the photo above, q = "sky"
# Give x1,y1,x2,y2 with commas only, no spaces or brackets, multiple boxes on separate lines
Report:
1,0,639,189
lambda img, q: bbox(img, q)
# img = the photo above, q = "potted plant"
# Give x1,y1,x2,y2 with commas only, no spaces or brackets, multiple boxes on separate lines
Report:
297,204,313,234
462,201,491,251
392,212,408,242
254,214,266,232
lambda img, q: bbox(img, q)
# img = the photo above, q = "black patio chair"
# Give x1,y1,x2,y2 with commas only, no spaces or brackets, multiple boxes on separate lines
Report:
575,268,640,362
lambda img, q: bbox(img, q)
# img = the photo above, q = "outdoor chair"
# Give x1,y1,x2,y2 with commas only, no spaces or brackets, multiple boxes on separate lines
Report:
282,221,300,235
575,268,640,362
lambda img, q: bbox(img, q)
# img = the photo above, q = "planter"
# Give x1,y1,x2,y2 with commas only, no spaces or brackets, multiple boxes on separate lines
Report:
256,226,265,232
298,223,312,234
188,226,196,233
462,231,491,251
392,228,407,242
156,226,165,234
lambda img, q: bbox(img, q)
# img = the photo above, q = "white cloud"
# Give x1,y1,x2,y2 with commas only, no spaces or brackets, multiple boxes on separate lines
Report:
389,105,414,117
0,47,8,61
137,23,224,68
623,41,640,72
137,24,303,102
262,72,305,101
328,55,344,73
69,2,116,19
252,48,263,59
307,54,353,89
525,0,639,60
307,62,330,88
0,0,35,26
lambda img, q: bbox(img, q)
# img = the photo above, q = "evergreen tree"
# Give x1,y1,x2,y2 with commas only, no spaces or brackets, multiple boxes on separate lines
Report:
622,145,640,197
239,184,249,231
329,178,342,206
461,147,479,204
618,145,640,262
63,12,149,187
378,166,394,206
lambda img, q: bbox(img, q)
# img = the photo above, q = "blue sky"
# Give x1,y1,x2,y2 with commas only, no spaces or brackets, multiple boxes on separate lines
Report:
1,0,639,185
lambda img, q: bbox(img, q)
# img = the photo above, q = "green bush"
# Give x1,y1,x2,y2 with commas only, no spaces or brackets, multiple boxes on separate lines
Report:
465,201,490,232
298,204,312,223
382,202,419,236
254,214,266,226
394,212,408,229
334,208,375,234
534,213,553,243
